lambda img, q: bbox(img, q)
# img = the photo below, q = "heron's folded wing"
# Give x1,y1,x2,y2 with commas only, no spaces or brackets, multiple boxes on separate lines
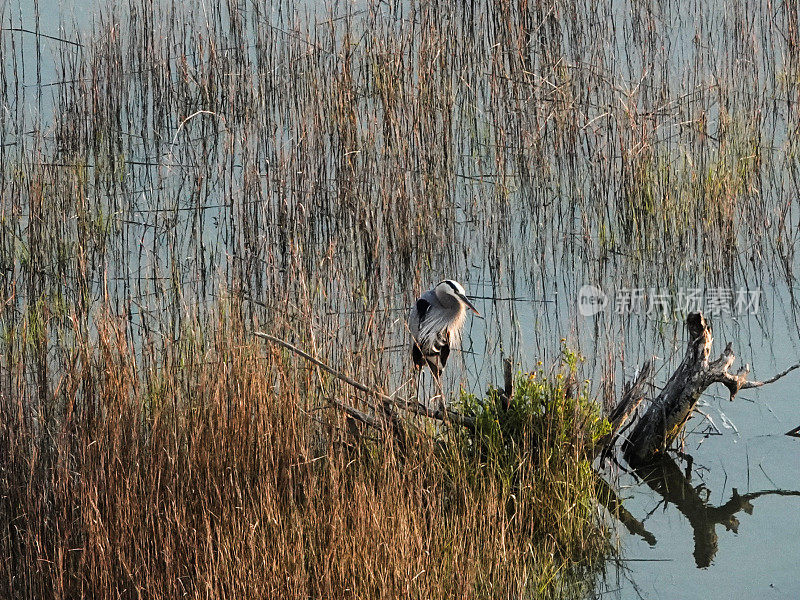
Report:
416,298,431,324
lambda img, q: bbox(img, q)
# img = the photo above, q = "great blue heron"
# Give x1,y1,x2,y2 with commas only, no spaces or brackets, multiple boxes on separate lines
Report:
408,280,481,376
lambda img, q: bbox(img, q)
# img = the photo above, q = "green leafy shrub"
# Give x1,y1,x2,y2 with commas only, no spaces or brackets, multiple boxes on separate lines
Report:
445,351,613,567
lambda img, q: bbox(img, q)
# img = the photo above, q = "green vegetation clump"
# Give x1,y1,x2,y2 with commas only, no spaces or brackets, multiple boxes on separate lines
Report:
447,355,613,571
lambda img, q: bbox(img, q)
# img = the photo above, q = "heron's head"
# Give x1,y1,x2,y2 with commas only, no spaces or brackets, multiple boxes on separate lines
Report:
434,280,481,316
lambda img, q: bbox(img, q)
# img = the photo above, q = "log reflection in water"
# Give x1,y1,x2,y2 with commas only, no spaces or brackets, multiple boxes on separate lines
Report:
633,454,800,568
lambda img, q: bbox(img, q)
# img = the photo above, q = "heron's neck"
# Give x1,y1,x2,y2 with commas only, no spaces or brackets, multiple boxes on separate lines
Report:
447,307,466,344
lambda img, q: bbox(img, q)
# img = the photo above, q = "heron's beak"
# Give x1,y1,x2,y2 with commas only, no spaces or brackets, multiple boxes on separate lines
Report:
459,293,482,317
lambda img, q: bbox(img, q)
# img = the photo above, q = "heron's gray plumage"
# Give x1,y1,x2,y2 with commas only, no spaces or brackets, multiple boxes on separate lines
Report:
408,280,479,375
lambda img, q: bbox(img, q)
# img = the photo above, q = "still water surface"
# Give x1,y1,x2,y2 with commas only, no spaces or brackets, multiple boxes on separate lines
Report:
3,1,799,597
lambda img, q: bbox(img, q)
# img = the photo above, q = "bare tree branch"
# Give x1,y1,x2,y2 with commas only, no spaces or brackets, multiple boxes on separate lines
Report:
254,331,475,429
597,360,653,461
327,397,387,431
741,362,800,389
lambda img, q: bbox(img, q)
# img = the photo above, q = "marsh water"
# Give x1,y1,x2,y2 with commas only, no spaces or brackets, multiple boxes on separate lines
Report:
2,0,799,597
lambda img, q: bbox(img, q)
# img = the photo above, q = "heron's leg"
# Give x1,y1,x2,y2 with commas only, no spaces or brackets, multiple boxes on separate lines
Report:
425,353,441,377
413,366,423,410
435,374,447,415
411,342,425,369
417,357,437,414
425,357,447,415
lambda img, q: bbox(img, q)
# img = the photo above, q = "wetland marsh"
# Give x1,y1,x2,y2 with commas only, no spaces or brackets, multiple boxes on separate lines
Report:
2,0,799,598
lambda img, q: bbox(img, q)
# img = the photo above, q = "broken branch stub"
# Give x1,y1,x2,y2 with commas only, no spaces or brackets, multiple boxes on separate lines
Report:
596,360,653,462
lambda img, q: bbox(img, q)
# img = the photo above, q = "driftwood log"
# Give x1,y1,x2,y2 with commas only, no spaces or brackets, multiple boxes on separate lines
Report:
621,312,799,465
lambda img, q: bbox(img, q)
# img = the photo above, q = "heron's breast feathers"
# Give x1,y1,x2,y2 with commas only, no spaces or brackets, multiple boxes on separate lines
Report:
414,306,466,354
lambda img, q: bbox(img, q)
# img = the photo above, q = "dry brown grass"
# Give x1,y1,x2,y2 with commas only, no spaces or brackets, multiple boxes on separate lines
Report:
1,307,609,599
